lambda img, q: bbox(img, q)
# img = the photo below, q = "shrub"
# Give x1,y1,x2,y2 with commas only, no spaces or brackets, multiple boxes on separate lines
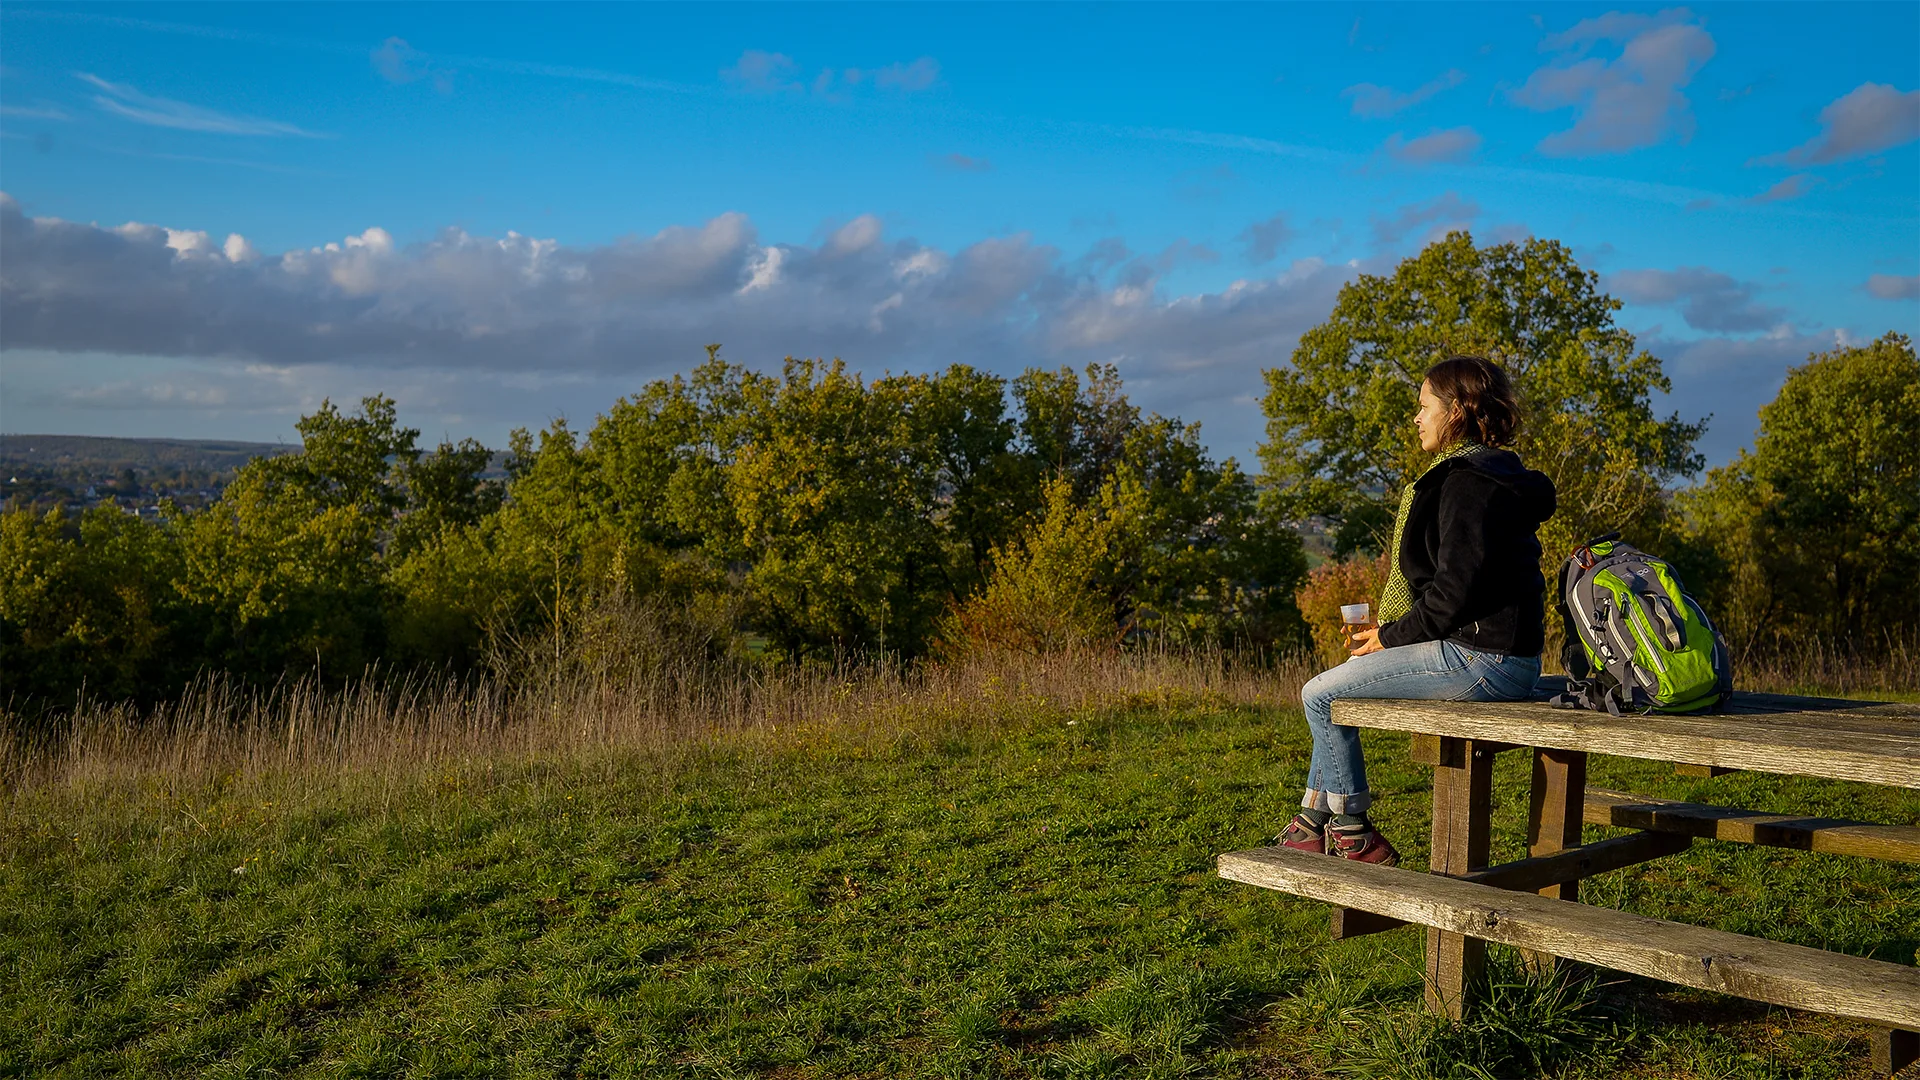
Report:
1293,552,1389,668
937,476,1124,659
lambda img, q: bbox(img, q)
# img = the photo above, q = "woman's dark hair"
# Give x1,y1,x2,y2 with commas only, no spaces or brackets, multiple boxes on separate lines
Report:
1424,355,1521,447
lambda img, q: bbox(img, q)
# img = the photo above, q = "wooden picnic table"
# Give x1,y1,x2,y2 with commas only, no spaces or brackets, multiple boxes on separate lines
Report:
1218,684,1920,1076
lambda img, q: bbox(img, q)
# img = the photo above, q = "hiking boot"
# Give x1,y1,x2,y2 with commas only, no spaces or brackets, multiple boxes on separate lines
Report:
1327,819,1400,867
1273,813,1327,855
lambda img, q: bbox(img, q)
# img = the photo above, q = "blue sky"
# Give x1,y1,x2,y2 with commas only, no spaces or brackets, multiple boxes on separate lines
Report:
2,2,1916,471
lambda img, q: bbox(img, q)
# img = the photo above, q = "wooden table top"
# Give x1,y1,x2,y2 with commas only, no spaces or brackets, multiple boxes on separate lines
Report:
1333,684,1920,790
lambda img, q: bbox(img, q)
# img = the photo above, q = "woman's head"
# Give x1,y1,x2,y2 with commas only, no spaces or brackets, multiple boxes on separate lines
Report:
1415,355,1520,453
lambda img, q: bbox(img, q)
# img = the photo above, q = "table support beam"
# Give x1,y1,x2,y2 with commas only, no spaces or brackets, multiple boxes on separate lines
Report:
1873,1027,1917,1076
1426,736,1494,1019
1523,747,1588,976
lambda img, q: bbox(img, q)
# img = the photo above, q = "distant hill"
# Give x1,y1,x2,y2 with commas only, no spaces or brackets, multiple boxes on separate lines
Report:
0,434,297,475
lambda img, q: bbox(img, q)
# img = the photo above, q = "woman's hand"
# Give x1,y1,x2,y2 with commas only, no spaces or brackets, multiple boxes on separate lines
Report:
1346,626,1383,658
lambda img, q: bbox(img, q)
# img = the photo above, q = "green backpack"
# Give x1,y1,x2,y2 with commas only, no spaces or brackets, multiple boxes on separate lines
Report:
1553,533,1733,715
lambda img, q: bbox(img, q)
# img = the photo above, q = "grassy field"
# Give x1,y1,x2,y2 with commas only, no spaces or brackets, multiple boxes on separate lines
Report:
5,674,1919,1079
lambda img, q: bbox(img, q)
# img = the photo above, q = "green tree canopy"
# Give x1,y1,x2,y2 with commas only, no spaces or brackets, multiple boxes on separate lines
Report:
1672,332,1920,646
1259,231,1705,561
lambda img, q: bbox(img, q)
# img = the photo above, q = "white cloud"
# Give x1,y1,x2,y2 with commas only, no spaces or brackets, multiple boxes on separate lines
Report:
1866,274,1920,300
0,195,1356,460
1343,69,1467,119
935,152,992,172
1237,213,1294,264
872,57,941,92
372,37,424,83
1512,10,1714,156
1750,174,1820,203
721,50,801,94
1381,126,1483,164
1608,266,1786,332
1644,326,1855,466
1756,82,1920,166
828,215,883,255
1372,192,1480,245
723,51,940,98
77,72,330,137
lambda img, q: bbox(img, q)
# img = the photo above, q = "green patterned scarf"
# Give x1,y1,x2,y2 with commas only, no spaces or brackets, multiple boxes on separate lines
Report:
1376,441,1485,625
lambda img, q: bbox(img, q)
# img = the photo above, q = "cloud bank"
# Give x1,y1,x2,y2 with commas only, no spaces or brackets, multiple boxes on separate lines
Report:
0,194,1354,449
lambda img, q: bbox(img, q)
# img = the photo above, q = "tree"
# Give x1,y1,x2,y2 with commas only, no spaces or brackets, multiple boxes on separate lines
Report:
391,437,503,558
0,506,188,712
1671,332,1920,648
1260,232,1705,562
728,359,952,659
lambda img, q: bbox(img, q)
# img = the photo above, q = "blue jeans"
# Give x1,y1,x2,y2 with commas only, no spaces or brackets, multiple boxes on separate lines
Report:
1298,639,1541,814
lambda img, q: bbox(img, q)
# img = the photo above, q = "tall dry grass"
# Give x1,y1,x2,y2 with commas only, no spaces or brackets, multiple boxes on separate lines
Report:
1733,631,1920,696
8,628,1911,814
1,647,1320,804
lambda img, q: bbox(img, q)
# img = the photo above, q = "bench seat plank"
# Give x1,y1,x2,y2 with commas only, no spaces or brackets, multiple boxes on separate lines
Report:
1218,845,1920,1029
1334,698,1920,789
1584,788,1920,864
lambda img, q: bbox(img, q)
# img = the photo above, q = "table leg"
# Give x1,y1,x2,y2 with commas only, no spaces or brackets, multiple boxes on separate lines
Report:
1426,736,1493,1020
1522,747,1588,977
1873,1026,1918,1076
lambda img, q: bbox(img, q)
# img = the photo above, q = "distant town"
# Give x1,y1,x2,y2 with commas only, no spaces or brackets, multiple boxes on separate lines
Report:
0,435,297,516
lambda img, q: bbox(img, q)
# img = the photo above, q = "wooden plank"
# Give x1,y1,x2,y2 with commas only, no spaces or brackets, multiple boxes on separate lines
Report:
1328,830,1691,941
1584,788,1920,864
1333,699,1920,789
1334,835,1689,901
1217,844,1920,1029
1427,736,1494,1019
1471,830,1691,894
1410,734,1518,765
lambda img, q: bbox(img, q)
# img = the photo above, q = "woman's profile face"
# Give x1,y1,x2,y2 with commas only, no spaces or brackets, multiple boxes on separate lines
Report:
1414,380,1455,453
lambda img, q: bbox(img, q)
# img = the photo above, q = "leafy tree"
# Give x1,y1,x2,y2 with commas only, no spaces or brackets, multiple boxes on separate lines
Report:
1013,363,1137,497
728,359,952,659
0,507,187,712
1260,232,1705,562
392,438,503,558
1671,332,1920,648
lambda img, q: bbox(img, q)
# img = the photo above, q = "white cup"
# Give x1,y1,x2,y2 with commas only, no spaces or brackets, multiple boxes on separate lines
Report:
1340,603,1371,625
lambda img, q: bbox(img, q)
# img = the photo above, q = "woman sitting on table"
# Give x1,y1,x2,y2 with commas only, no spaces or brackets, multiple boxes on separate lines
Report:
1279,355,1557,866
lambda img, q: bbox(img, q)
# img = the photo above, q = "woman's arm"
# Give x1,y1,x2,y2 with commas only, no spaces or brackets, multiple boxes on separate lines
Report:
1376,472,1498,649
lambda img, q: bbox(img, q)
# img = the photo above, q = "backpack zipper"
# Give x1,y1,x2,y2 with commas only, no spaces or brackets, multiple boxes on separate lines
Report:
1625,603,1668,674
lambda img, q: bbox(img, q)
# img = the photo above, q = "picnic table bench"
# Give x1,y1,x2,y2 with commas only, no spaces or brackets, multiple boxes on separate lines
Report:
1217,684,1920,1076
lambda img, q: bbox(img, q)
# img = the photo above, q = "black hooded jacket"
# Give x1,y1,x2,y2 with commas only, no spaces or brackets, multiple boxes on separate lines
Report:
1376,448,1558,656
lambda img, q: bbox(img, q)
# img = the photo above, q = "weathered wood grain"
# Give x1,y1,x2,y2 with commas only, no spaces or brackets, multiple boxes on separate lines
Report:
1326,829,1691,942
1409,733,1518,765
1470,829,1691,894
1873,1026,1918,1075
1426,736,1494,1019
1217,845,1920,1029
1333,698,1920,789
1329,907,1404,940
1523,747,1588,974
1584,788,1920,864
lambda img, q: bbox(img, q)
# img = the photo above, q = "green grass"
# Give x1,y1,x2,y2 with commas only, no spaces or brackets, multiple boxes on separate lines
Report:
5,701,1917,1078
